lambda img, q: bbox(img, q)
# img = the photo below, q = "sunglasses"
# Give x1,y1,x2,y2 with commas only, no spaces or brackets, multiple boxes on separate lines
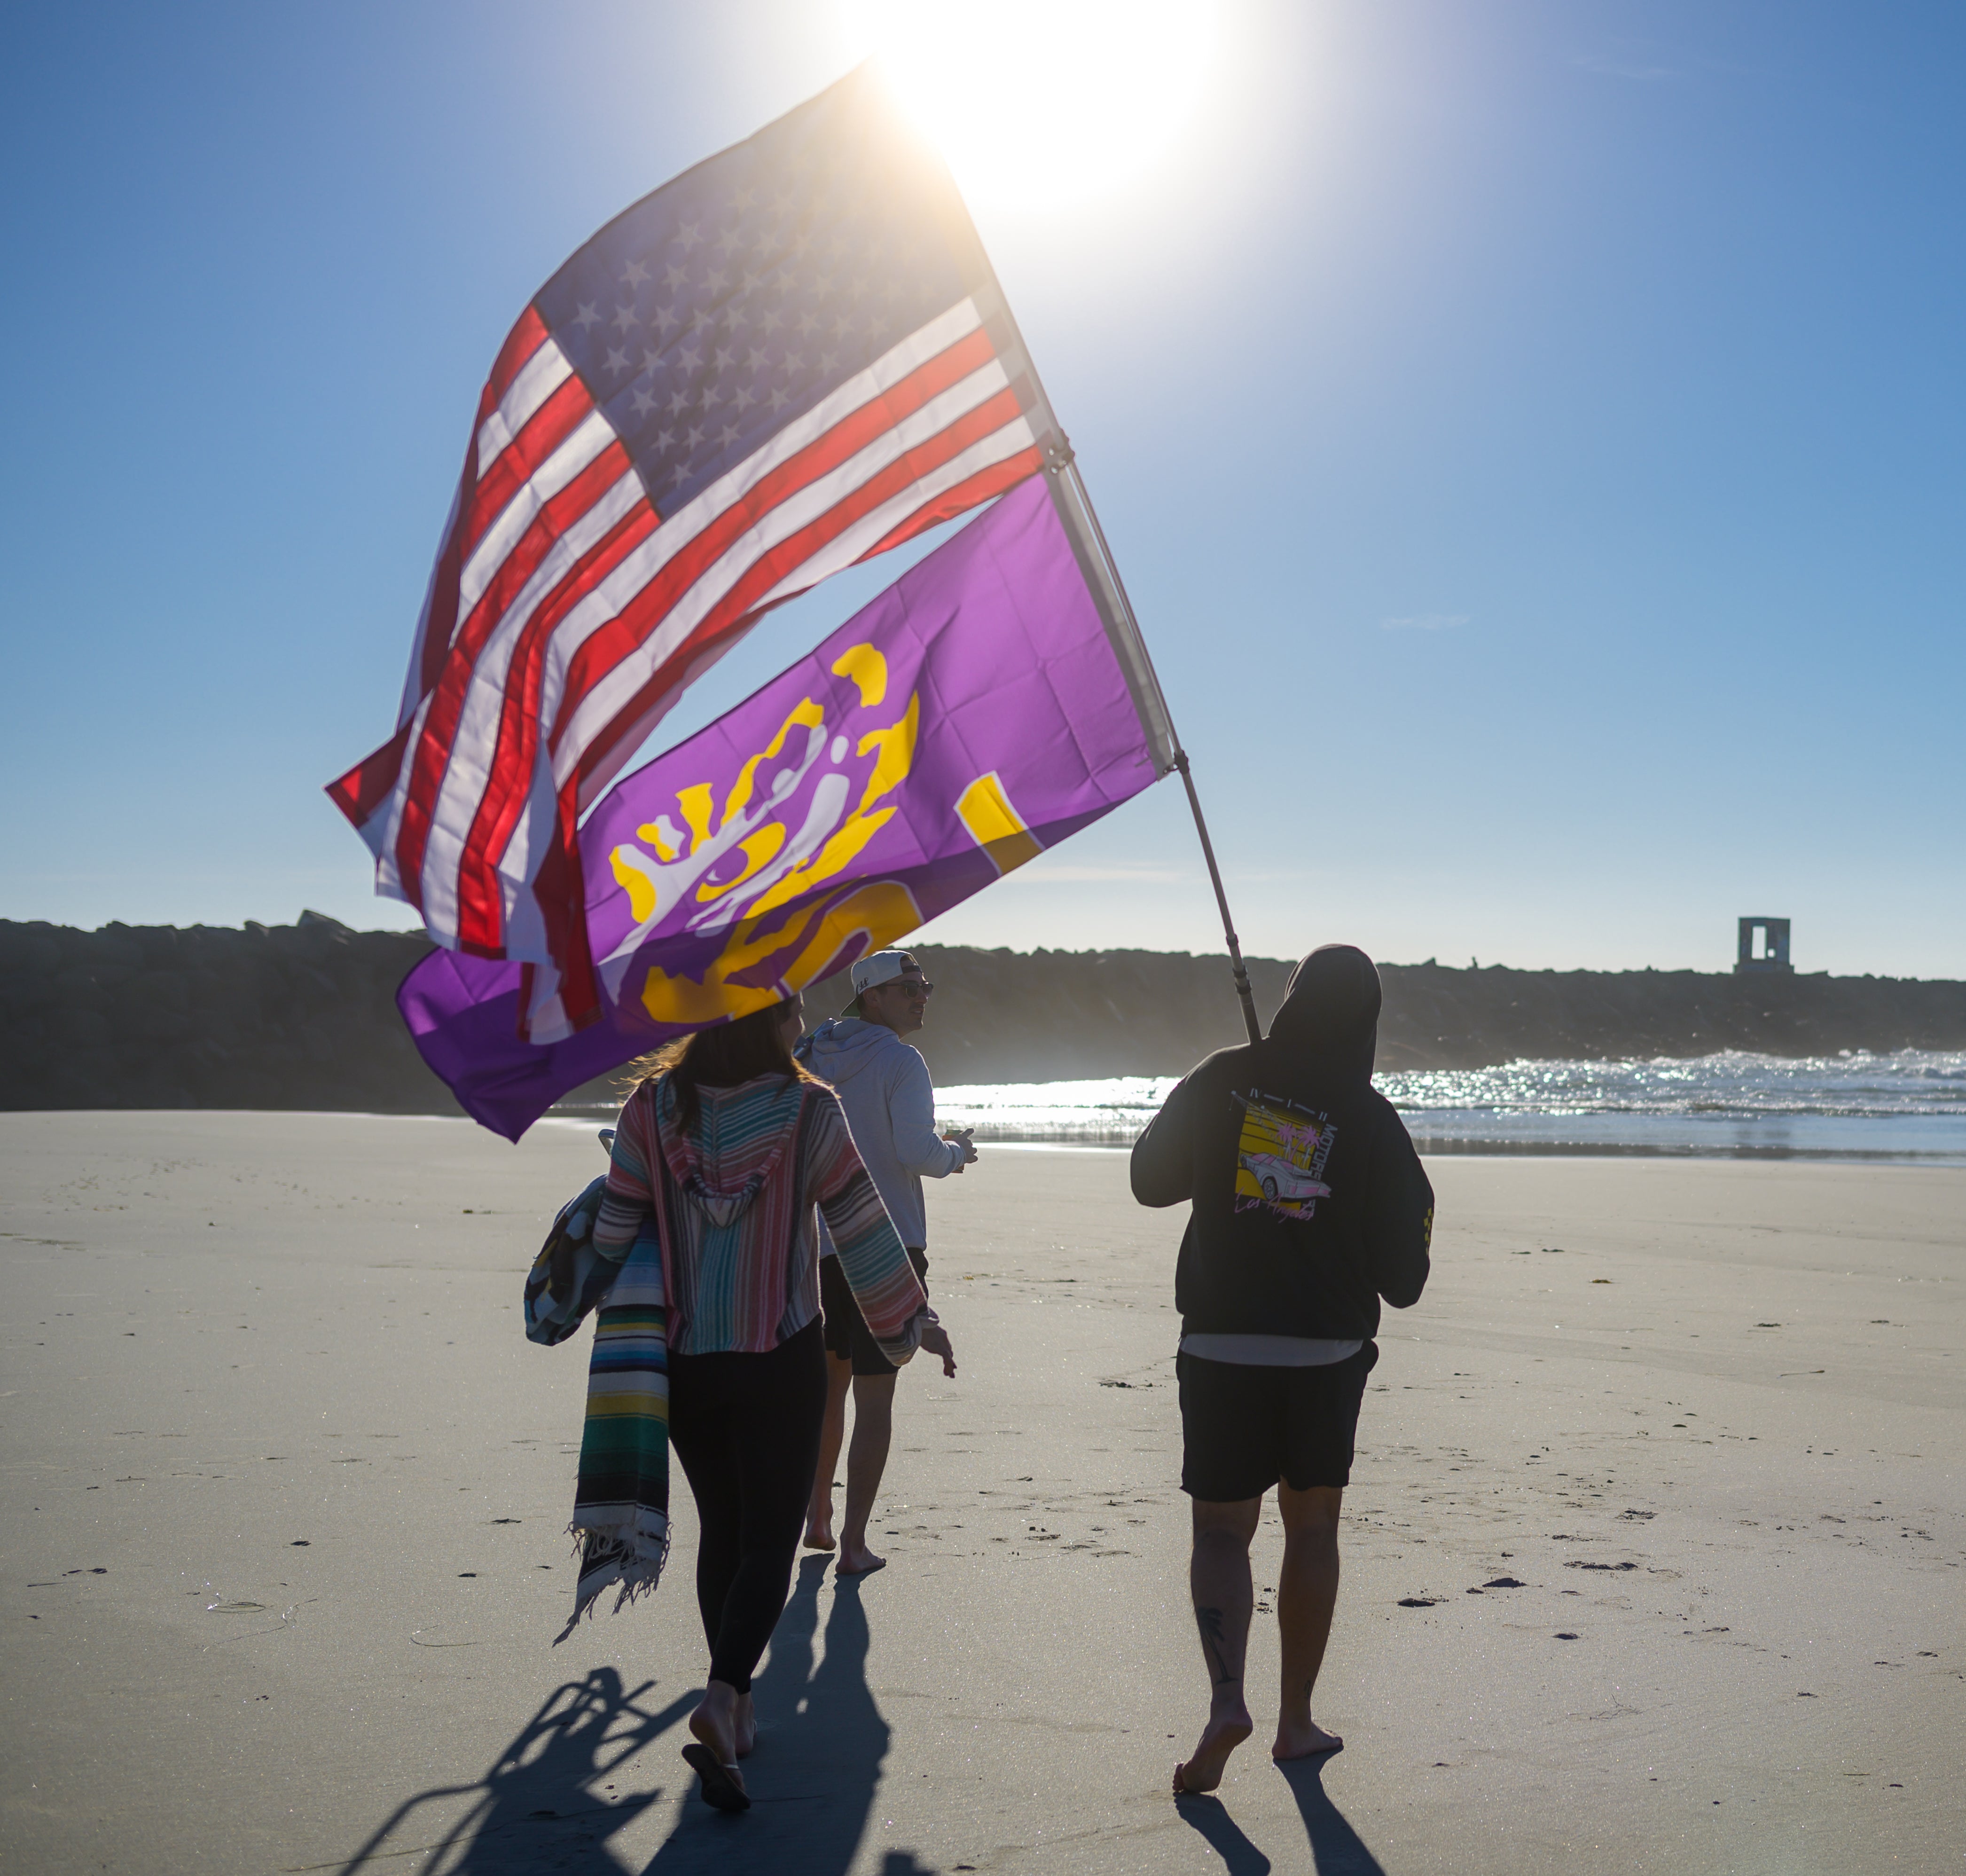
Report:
869,977,933,997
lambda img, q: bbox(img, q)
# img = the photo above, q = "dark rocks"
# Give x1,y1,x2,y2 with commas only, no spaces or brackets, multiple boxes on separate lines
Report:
4,919,1964,1115
0,915,451,1116
791,947,1966,1087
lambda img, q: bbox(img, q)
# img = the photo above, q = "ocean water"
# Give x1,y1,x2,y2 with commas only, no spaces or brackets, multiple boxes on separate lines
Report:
933,1050,1966,1162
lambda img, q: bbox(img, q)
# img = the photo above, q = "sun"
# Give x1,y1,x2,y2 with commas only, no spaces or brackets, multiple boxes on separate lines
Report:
841,0,1219,211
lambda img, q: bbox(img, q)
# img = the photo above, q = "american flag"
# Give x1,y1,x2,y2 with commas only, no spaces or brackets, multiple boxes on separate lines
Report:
328,64,1057,1030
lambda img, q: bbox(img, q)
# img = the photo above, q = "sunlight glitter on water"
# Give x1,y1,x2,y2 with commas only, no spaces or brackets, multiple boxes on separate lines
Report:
935,1052,1966,1161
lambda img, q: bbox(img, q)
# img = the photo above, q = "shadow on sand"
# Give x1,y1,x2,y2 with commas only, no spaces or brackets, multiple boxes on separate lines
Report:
1277,1755,1388,1875
334,1667,690,1874
338,1556,928,1875
1174,1754,1388,1876
1174,1792,1275,1875
644,1556,922,1871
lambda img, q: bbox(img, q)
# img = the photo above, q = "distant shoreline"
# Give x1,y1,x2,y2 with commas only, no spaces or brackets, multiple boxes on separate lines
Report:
5,913,1964,1118
540,1107,1966,1166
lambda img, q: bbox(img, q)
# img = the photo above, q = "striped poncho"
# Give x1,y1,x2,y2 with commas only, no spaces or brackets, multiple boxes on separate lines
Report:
550,1068,926,1631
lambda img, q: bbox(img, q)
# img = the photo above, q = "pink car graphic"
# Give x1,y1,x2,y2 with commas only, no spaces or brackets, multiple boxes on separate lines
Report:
1240,1151,1331,1205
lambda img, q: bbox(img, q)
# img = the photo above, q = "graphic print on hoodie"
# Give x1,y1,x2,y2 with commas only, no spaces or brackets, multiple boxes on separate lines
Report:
1233,1091,1335,1219
1131,943,1433,1343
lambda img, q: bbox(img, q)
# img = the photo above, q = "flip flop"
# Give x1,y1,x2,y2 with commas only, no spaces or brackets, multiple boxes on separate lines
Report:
681,1743,750,1812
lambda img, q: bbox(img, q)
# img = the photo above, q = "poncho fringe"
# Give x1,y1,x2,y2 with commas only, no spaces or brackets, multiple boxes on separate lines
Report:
525,1181,670,1641
555,1227,669,1641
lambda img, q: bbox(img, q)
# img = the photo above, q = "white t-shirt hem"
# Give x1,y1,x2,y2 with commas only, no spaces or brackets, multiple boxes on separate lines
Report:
1179,1333,1364,1367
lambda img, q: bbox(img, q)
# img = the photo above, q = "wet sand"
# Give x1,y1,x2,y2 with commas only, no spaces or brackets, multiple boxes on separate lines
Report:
1,1111,1959,1874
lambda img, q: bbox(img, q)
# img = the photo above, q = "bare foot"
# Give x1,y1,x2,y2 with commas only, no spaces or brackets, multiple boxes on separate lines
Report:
687,1695,747,1801
688,1695,738,1763
1272,1718,1343,1760
1173,1708,1253,1795
836,1538,886,1577
802,1516,837,1552
734,1693,757,1758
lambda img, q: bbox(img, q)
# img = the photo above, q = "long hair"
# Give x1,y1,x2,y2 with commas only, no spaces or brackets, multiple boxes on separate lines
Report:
620,996,808,1134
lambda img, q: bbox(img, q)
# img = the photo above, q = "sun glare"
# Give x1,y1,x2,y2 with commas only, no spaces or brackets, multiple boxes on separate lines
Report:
843,1,1219,210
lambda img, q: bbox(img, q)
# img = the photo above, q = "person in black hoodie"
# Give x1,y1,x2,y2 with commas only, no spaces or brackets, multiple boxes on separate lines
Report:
1131,943,1433,1796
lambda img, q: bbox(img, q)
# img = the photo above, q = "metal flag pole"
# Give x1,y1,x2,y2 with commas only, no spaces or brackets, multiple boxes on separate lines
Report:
1172,747,1262,1046
945,252,1263,1041
1043,441,1263,1047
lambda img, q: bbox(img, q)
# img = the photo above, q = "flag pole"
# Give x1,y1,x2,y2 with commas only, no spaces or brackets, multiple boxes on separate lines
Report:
1045,445,1262,1047
955,253,1262,1041
1171,747,1262,1046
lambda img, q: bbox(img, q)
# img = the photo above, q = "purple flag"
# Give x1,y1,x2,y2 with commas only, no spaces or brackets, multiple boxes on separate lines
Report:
400,475,1160,1138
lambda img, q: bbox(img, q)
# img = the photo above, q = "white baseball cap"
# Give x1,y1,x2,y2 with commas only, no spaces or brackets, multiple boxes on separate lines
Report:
850,949,924,994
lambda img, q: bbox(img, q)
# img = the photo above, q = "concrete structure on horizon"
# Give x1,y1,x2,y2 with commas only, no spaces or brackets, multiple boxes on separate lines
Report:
1735,916,1794,975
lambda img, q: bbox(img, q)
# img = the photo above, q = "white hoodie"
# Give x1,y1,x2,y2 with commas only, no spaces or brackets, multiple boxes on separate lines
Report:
796,1017,962,1249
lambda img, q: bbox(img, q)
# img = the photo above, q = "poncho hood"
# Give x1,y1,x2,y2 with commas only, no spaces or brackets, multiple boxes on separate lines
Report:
653,1071,804,1227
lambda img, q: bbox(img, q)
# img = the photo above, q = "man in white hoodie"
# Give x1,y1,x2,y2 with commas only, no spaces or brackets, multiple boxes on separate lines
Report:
796,949,976,1574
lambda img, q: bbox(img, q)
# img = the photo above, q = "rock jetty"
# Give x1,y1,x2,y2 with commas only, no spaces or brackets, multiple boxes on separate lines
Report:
4,916,1962,1116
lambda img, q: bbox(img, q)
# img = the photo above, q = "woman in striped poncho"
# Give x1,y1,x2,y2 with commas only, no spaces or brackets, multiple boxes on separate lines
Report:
594,991,954,1813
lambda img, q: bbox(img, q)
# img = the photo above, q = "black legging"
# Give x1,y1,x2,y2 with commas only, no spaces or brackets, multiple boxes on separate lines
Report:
666,1317,827,1693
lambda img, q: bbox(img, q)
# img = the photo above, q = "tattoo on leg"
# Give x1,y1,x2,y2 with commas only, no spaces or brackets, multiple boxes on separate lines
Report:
1194,1604,1236,1686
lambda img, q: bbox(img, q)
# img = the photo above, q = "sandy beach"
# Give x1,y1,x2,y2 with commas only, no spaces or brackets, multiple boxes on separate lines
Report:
1,1111,1959,1874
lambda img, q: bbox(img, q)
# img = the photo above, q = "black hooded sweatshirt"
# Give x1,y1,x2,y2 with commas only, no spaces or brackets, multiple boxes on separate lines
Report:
1131,944,1433,1342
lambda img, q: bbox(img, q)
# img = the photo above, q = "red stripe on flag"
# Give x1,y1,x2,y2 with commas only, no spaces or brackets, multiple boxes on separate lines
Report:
854,449,1044,564
529,457,1064,1025
690,387,1031,668
450,499,666,950
403,439,483,737
381,316,1025,962
549,327,1001,752
412,312,555,700
561,389,1028,801
487,305,551,404
456,373,596,561
451,444,634,704
391,443,637,911
530,779,599,1025
325,717,415,831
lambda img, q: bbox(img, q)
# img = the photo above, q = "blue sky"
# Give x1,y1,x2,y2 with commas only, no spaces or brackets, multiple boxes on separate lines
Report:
2,1,1960,975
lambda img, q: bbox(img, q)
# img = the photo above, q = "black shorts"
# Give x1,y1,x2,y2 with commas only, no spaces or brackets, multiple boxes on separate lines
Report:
1177,1341,1379,1501
820,1248,928,1377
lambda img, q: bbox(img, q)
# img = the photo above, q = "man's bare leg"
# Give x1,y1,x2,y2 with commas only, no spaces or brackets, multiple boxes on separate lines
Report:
1174,1496,1261,1795
1272,1482,1345,1758
804,1353,853,1550
836,1371,896,1575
